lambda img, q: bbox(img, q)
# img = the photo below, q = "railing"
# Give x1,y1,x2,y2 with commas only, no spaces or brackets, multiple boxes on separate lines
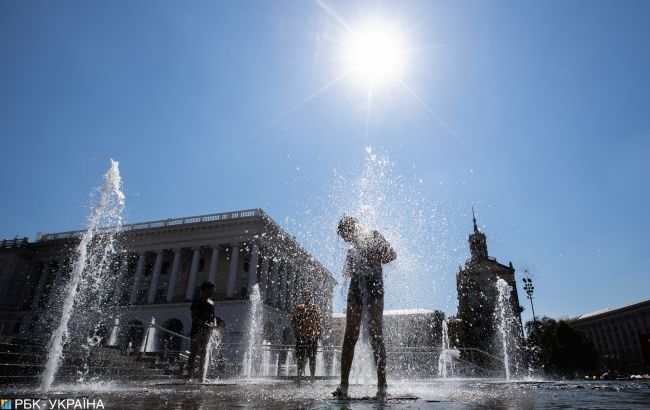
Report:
1,237,29,248
38,209,262,241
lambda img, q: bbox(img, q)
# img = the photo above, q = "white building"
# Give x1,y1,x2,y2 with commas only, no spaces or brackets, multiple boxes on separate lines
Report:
0,208,336,372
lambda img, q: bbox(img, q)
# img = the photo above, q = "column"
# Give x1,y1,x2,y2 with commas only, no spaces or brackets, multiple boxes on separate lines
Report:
226,244,240,298
290,270,299,309
147,250,164,304
260,254,270,301
185,247,201,301
247,243,259,290
129,253,147,305
166,249,182,303
282,266,292,311
31,260,52,310
269,261,280,307
207,245,220,284
112,255,130,302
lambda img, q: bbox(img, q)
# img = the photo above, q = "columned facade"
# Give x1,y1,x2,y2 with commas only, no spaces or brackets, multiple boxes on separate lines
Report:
1,208,337,364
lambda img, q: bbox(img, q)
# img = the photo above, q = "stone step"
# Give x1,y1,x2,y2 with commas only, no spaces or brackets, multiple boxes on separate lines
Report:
0,351,42,365
0,342,46,355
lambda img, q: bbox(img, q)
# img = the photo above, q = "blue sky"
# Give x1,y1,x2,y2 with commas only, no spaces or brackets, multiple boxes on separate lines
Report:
1,1,649,320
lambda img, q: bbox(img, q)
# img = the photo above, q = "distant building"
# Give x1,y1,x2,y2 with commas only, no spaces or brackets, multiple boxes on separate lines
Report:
570,299,650,373
330,309,444,348
450,209,524,371
0,208,336,374
330,309,444,376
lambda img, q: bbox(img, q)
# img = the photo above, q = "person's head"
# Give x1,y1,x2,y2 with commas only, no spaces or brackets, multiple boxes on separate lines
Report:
337,215,359,243
199,281,216,298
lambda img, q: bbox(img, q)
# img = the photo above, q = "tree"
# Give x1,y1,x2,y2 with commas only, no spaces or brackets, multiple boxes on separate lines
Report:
525,317,599,377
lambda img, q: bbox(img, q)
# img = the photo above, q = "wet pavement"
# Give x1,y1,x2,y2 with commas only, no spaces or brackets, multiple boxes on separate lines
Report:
2,378,650,409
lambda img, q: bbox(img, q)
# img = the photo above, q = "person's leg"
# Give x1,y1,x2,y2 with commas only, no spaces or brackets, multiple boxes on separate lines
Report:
337,300,362,392
308,338,317,377
368,300,387,396
197,331,210,381
296,338,305,379
187,336,199,378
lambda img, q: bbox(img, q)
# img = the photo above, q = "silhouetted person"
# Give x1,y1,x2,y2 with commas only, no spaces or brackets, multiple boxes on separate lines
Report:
291,292,323,382
333,215,396,399
186,281,217,379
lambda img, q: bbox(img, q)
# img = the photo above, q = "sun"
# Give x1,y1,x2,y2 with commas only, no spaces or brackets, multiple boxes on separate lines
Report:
343,21,407,89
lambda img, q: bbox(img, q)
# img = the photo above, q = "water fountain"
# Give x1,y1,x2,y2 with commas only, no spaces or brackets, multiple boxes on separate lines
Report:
40,160,125,392
315,343,325,376
496,278,514,381
0,149,642,408
242,284,263,379
349,305,377,390
284,350,294,376
437,319,460,378
201,328,223,383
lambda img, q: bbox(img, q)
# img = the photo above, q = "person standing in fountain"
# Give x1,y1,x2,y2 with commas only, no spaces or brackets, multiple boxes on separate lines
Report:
333,215,396,399
186,281,217,380
291,291,323,382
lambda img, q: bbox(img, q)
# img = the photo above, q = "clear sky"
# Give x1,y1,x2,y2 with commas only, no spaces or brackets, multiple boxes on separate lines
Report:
1,1,649,322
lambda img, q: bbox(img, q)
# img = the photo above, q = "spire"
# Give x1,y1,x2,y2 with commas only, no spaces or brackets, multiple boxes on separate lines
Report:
469,206,489,260
472,206,478,233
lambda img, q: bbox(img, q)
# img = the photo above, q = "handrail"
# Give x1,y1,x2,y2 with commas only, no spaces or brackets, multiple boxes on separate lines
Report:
38,208,262,241
150,323,191,341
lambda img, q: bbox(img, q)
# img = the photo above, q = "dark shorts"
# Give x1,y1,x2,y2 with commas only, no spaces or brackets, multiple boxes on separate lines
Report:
296,336,318,360
348,270,384,306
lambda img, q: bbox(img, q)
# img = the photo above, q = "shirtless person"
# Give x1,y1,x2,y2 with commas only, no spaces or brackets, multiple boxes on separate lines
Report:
333,215,396,399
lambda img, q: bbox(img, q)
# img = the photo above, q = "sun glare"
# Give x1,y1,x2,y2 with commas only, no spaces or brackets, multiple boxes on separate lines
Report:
343,22,407,88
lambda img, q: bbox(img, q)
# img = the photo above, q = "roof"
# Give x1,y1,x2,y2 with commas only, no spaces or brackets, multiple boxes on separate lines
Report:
38,208,262,241
574,298,650,321
36,207,336,284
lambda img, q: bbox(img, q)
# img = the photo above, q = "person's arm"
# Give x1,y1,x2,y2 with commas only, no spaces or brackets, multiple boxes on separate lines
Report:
378,232,397,264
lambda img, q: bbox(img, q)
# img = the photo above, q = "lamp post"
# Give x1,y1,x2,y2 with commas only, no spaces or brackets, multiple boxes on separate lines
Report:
522,273,536,323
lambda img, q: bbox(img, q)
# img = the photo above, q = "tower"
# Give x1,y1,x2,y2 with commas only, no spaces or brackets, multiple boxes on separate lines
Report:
452,208,524,373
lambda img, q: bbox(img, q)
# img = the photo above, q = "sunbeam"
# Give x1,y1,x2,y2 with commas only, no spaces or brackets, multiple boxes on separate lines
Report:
249,71,350,140
396,77,463,144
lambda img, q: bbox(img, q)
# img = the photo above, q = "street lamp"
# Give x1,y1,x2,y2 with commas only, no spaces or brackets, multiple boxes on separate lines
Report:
522,273,536,323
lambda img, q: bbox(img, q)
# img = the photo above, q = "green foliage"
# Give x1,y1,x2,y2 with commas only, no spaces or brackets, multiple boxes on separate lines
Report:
525,317,600,377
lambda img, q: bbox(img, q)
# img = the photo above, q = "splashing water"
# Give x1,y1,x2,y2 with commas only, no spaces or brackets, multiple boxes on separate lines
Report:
41,160,125,392
243,284,263,379
437,319,459,378
285,146,460,384
287,146,456,314
496,278,513,381
315,343,324,376
202,328,223,383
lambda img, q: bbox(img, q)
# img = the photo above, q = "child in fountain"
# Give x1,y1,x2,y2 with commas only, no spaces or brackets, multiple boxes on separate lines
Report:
291,291,323,382
333,215,396,399
186,281,218,380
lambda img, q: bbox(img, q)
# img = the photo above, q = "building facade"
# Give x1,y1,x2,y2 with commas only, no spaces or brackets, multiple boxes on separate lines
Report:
570,299,650,373
0,208,336,372
450,209,524,371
